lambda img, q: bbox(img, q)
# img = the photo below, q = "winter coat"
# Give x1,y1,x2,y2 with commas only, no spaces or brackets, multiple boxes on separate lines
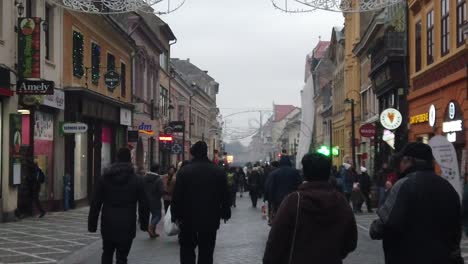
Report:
358,172,371,194
263,181,357,264
162,173,177,202
227,172,239,192
248,169,262,192
144,172,164,213
376,168,392,187
267,156,302,207
463,184,468,236
370,162,461,264
88,162,149,242
171,157,231,232
340,166,354,194
264,167,279,202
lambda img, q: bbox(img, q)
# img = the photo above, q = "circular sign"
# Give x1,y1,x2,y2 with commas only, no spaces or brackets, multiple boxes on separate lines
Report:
449,102,456,120
20,18,36,36
380,108,403,130
429,104,436,127
104,70,121,90
359,123,376,138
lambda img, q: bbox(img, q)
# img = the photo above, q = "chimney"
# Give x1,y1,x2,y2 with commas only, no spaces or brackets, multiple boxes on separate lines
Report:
187,58,190,62
203,71,208,74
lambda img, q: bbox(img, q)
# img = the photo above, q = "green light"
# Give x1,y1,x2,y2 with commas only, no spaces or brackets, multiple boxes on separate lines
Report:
332,147,339,156
317,146,331,156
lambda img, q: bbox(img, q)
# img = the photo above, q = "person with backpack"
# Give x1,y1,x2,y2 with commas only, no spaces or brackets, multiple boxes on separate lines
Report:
144,163,164,239
27,159,46,218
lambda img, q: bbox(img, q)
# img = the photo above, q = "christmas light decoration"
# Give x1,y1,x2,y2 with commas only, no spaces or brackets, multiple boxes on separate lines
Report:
72,31,84,78
272,0,403,13
91,42,101,83
50,0,186,15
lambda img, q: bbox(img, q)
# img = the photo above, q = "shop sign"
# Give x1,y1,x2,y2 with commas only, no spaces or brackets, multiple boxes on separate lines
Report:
42,89,65,110
380,108,403,130
120,108,132,126
382,129,395,149
359,123,376,138
104,70,120,90
18,17,41,79
442,101,464,143
138,122,154,135
16,80,54,95
171,142,183,155
429,135,462,199
409,113,428,125
429,104,436,127
9,114,22,186
169,121,185,133
61,122,88,134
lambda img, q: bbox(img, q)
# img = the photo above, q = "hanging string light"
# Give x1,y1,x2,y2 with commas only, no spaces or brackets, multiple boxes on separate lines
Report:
271,0,316,13
272,0,403,13
50,0,186,15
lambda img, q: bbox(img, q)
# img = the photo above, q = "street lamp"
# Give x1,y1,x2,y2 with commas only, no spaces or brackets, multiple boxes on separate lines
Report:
344,98,357,167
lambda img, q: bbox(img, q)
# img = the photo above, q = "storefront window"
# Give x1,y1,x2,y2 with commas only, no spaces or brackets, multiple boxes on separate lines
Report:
33,111,54,201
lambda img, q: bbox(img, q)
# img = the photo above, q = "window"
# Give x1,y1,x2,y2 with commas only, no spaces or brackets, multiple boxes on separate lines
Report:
26,0,33,17
160,52,168,71
107,53,116,71
361,89,368,118
45,5,53,61
91,42,101,84
121,62,126,97
415,21,422,72
457,0,466,46
178,105,185,121
160,86,169,117
427,10,435,64
441,0,451,56
72,31,84,78
0,1,4,40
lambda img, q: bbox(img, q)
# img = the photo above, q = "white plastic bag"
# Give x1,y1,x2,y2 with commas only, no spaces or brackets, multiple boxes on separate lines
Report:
164,206,180,236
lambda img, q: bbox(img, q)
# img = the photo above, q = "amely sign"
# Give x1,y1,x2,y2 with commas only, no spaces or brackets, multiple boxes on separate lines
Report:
17,80,54,95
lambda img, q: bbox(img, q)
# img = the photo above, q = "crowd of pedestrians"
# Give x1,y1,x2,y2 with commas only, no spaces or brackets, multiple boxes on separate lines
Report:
87,141,464,264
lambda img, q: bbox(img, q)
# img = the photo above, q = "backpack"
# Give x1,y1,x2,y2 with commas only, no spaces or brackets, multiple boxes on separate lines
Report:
227,172,235,187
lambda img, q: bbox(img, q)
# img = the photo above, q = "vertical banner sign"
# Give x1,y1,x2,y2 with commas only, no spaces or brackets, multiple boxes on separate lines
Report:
18,17,41,79
429,135,462,199
10,114,22,186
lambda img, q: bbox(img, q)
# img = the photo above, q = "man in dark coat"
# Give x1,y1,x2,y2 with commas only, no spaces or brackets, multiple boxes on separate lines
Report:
88,147,149,264
247,167,262,208
370,142,462,264
358,167,373,213
26,160,46,218
375,162,391,207
263,153,357,264
144,163,164,238
267,156,302,216
171,141,231,264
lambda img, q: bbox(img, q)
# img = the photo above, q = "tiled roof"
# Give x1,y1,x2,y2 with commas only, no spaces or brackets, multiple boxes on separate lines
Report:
313,41,331,59
274,105,296,122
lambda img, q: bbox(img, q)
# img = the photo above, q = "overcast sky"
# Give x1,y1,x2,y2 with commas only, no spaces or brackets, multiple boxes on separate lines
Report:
164,0,344,143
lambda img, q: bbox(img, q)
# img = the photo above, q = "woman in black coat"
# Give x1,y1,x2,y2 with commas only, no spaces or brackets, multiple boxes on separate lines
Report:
88,148,149,264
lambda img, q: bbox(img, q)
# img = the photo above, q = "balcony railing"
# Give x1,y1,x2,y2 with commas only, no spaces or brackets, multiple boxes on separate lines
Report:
371,32,406,70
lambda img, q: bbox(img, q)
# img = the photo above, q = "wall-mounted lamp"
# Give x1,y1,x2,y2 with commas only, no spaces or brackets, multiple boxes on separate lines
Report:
15,0,25,17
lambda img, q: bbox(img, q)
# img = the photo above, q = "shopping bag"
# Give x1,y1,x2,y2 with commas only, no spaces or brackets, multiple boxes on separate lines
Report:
261,203,268,220
164,206,180,236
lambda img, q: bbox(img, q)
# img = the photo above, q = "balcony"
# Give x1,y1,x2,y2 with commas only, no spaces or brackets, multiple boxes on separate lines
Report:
370,32,406,71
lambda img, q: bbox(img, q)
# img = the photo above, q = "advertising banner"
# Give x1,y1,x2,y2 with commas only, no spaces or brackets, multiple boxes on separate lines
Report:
18,17,41,79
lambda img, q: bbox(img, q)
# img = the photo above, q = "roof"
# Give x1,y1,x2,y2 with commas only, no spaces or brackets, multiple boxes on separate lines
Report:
313,41,331,59
274,105,297,122
332,26,345,42
171,58,219,98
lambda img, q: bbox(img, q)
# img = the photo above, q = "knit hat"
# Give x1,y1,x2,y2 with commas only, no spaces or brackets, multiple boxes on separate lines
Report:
117,147,131,163
398,142,434,163
190,141,208,158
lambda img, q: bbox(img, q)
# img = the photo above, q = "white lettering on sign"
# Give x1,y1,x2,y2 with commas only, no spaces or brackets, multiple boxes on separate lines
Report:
19,82,51,92
62,123,88,133
447,132,457,143
442,120,463,133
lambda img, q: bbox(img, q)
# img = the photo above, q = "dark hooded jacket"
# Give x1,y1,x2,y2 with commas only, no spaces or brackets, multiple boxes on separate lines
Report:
267,156,302,207
144,172,164,213
88,163,149,242
263,182,357,264
171,157,231,231
370,161,462,264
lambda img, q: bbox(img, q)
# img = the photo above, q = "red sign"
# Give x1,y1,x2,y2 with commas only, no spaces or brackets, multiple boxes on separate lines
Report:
18,17,41,79
360,124,376,138
158,135,173,142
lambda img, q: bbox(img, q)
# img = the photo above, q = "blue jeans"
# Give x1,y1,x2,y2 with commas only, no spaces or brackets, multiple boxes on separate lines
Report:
151,210,162,226
378,187,386,208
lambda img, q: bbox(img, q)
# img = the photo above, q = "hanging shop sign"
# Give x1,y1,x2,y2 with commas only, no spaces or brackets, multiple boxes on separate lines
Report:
359,123,376,138
442,101,464,143
127,130,139,143
382,129,395,149
120,108,132,126
429,104,436,127
169,121,185,133
171,142,183,155
380,108,403,130
16,80,54,95
104,70,121,90
42,89,65,110
138,122,154,135
409,112,429,125
60,122,88,134
18,17,41,79
429,135,462,199
159,134,173,151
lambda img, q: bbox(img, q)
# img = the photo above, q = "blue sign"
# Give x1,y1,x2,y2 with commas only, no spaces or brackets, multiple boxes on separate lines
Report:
171,142,182,155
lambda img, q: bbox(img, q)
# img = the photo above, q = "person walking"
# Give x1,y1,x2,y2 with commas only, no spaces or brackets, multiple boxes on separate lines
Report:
263,153,357,264
226,167,239,208
267,156,302,219
375,162,391,207
88,147,149,264
237,167,246,198
370,142,462,264
171,141,231,264
144,163,164,239
162,165,177,213
358,167,373,213
247,166,262,208
27,160,46,218
340,163,354,203
264,161,279,225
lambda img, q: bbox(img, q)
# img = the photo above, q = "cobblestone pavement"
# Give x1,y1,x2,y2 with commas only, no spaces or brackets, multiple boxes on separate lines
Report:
0,208,100,264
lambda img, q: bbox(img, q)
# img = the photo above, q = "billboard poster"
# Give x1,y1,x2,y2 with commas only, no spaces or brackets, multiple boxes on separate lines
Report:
18,17,41,79
10,114,22,186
